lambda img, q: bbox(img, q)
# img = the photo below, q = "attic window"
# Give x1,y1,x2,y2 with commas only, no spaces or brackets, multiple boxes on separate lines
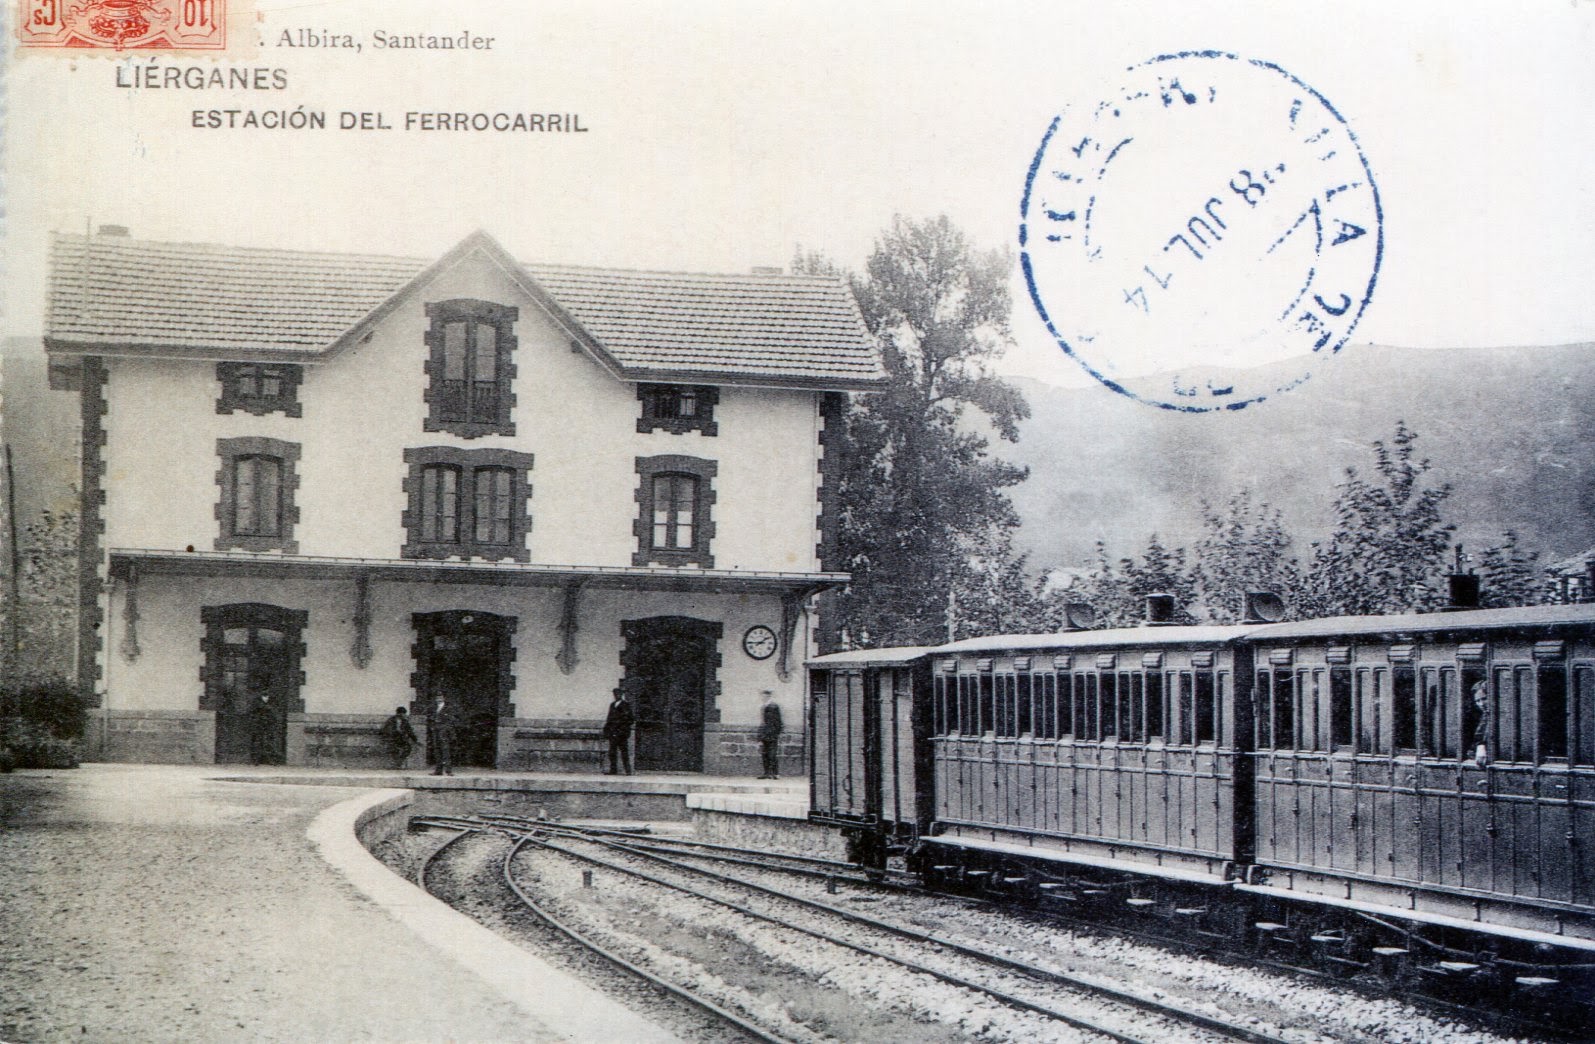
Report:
423,299,518,439
637,384,719,436
216,363,303,417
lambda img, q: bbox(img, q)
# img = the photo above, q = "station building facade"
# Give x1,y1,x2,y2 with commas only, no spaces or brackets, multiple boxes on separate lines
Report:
46,228,881,772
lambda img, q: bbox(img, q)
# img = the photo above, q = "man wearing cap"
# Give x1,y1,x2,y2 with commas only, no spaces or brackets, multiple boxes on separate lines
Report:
603,687,635,775
758,690,783,779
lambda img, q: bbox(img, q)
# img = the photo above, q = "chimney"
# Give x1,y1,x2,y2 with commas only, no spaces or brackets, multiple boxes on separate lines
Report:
1241,591,1287,624
1144,593,1176,626
1443,573,1482,612
1059,602,1097,632
96,224,131,237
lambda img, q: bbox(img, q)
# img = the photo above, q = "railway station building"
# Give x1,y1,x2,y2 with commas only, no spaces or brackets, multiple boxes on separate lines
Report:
45,228,882,772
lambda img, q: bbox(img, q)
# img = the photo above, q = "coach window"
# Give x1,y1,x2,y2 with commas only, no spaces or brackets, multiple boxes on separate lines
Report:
1039,673,1057,738
1173,671,1194,745
933,674,949,735
1392,664,1417,753
958,675,976,735
976,672,988,739
1298,669,1326,751
1537,660,1568,761
1495,666,1532,763
1420,668,1447,757
1197,670,1220,745
1016,672,1034,736
1144,671,1165,741
1460,664,1487,760
993,675,1011,737
1099,672,1119,740
1574,666,1595,766
1057,672,1074,738
1330,667,1354,749
1082,674,1100,740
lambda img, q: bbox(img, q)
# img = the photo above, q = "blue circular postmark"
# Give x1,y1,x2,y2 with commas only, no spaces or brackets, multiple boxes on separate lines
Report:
1020,52,1383,412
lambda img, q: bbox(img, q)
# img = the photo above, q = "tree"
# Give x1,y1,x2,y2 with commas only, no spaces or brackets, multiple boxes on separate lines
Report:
824,216,1034,648
1050,535,1196,629
1301,423,1454,616
1191,491,1300,622
1473,532,1548,608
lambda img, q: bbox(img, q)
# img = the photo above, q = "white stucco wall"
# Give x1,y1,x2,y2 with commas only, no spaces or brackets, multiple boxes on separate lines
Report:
99,247,826,573
102,575,813,729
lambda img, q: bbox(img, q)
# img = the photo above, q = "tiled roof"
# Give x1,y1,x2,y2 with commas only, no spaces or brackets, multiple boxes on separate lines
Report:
45,231,883,388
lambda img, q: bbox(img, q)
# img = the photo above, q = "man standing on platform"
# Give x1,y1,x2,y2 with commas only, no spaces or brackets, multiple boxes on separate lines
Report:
758,689,783,779
429,696,456,776
603,687,635,775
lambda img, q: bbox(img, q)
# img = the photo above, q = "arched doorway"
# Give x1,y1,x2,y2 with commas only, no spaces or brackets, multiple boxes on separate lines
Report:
620,617,722,772
201,603,308,765
412,610,516,768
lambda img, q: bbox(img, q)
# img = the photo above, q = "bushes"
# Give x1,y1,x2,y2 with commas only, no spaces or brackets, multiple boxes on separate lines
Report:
0,677,84,771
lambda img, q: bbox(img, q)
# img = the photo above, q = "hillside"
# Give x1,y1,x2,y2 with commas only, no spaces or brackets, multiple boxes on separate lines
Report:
1000,343,1595,574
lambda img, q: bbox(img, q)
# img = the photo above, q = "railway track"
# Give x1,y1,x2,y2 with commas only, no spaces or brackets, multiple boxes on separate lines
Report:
415,814,1294,1044
557,823,1583,1041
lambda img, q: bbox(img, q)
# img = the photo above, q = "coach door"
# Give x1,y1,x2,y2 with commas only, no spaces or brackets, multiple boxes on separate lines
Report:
623,617,721,772
203,603,306,765
413,611,514,768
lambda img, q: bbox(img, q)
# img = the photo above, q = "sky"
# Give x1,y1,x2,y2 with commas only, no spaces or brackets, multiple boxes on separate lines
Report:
4,0,1594,387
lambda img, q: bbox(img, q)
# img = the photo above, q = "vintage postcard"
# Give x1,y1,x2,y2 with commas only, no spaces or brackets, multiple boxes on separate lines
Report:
2,1,1593,1041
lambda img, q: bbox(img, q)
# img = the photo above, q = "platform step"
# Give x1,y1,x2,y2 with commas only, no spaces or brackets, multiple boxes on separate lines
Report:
1125,897,1156,908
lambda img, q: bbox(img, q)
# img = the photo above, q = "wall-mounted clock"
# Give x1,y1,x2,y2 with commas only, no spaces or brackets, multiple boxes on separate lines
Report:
742,624,778,661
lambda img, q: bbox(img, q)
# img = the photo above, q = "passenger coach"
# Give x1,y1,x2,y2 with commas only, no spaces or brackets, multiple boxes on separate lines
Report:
808,597,1595,986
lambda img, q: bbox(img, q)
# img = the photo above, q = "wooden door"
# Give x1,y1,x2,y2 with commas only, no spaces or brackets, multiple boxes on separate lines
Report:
215,624,290,765
415,611,511,768
632,633,708,772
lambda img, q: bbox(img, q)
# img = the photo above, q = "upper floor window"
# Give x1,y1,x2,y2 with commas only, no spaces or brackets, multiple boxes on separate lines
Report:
637,384,719,436
423,299,518,438
403,447,534,562
216,437,300,553
216,362,303,417
632,454,716,568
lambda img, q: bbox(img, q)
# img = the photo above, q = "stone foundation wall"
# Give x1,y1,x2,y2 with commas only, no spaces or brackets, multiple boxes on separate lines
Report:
297,714,424,770
702,724,804,776
500,718,608,773
87,709,213,763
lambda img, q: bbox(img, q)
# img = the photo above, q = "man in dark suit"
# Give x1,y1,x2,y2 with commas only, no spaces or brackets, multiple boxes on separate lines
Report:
603,688,635,775
758,689,783,779
428,696,456,776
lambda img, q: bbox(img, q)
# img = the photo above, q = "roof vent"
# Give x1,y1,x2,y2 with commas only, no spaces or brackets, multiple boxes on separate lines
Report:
1144,593,1176,626
1059,602,1097,632
1443,573,1482,612
1242,591,1287,624
750,265,783,276
96,224,130,237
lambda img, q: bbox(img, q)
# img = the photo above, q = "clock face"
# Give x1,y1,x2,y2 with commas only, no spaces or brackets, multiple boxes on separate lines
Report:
742,625,778,661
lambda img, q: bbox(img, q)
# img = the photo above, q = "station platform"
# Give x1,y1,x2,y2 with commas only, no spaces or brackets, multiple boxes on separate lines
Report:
0,763,806,1042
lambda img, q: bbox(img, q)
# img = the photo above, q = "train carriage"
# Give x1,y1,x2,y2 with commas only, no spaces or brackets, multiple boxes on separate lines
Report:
921,625,1258,886
807,647,935,862
807,598,1595,993
1241,604,1595,956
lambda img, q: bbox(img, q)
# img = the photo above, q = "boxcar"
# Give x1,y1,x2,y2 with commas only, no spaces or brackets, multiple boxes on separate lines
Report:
807,646,935,863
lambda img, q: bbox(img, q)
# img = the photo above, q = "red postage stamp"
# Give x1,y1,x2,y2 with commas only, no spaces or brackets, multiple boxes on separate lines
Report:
17,0,228,51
